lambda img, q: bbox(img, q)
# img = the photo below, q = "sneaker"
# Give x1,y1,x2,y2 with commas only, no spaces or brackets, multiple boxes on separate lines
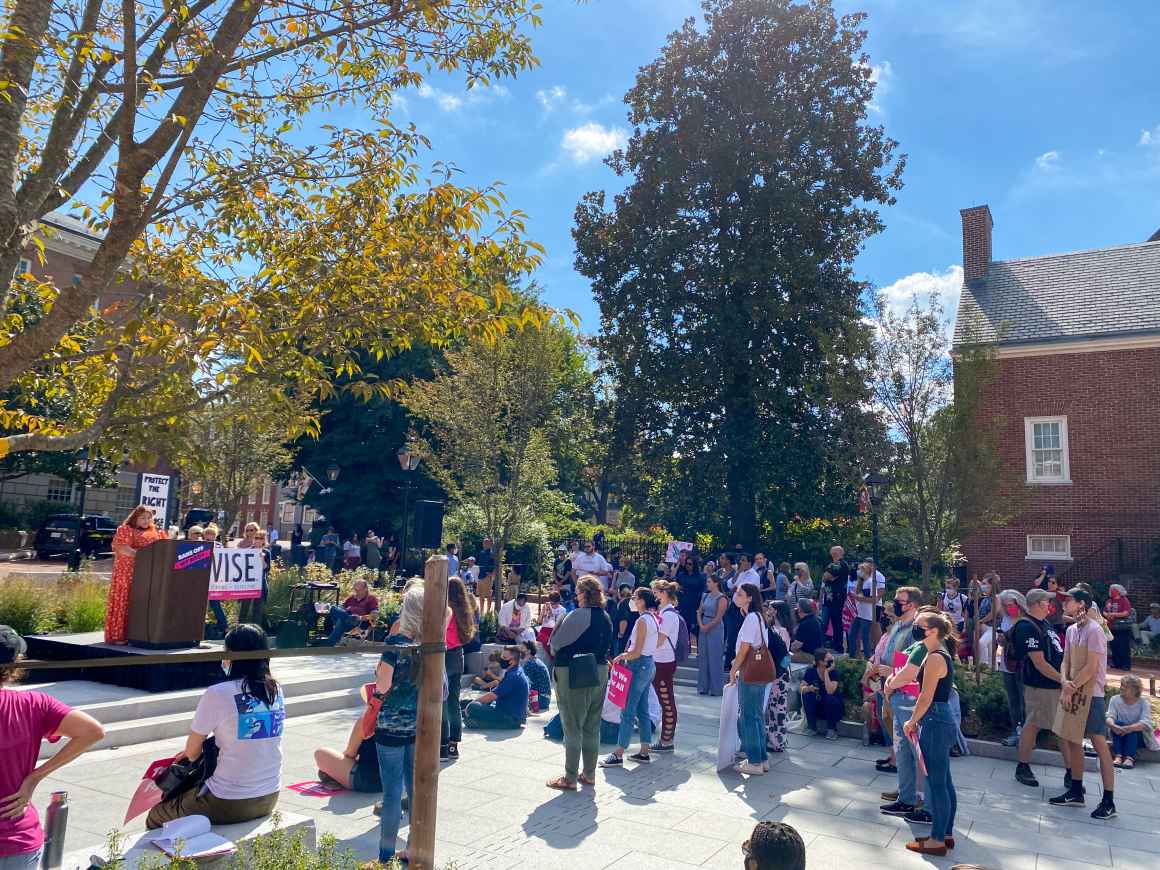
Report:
734,761,765,775
599,753,623,768
627,752,651,763
875,759,897,773
1015,763,1039,787
904,807,932,825
439,747,451,763
448,743,459,759
1048,788,1085,807
650,742,675,752
1090,800,1117,820
880,801,916,817
1001,728,1021,747
825,729,838,741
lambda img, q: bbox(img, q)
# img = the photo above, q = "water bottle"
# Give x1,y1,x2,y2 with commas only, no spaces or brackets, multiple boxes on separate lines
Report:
41,791,69,870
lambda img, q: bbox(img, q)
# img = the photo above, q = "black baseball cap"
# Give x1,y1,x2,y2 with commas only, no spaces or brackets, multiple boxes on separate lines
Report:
0,625,26,664
1064,586,1093,607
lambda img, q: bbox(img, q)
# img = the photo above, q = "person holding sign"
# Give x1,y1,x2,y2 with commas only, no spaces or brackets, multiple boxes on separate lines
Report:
599,588,660,769
1049,587,1117,819
546,576,612,791
105,506,167,645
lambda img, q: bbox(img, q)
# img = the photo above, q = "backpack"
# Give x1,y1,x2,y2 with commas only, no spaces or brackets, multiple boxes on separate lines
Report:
663,606,691,663
766,627,790,680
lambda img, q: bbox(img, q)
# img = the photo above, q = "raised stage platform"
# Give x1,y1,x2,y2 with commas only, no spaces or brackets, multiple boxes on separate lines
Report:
24,631,224,692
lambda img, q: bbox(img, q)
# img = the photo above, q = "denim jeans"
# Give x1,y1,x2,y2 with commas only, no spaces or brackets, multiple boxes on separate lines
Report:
802,690,843,733
1112,730,1142,759
847,617,872,658
737,678,768,765
891,692,920,805
376,741,414,862
617,655,656,749
918,701,958,841
323,606,358,645
0,849,42,869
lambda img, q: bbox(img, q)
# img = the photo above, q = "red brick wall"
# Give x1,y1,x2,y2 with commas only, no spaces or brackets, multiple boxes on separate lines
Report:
961,345,1160,607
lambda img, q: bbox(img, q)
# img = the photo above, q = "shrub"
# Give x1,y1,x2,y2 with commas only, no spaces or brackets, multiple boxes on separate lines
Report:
953,666,1011,739
479,610,497,643
0,579,53,636
833,657,868,722
57,576,108,633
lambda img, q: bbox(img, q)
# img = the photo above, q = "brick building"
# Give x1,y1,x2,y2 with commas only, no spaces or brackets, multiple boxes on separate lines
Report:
953,205,1160,607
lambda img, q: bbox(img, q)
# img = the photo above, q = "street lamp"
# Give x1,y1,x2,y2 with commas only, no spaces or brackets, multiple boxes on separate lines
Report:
68,447,94,572
863,469,893,569
326,463,341,482
397,447,421,577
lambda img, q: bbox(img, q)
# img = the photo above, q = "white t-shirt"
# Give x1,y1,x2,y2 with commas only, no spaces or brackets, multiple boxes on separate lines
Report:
941,590,968,627
628,612,659,657
654,607,681,664
735,567,759,589
192,679,285,800
571,551,612,587
736,611,765,653
856,571,886,621
603,684,661,726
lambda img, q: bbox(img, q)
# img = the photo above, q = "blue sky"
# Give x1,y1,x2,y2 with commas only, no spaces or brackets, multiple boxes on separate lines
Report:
384,0,1160,331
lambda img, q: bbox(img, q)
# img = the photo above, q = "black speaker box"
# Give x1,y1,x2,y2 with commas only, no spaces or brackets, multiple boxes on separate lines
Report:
413,499,445,550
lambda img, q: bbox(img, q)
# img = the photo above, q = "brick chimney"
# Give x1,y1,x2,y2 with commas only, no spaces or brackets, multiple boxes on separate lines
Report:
960,204,993,284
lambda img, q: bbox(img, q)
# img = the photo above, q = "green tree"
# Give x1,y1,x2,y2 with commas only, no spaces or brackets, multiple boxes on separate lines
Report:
870,293,1008,585
291,347,444,538
0,0,546,458
175,385,296,536
573,0,902,544
404,323,576,580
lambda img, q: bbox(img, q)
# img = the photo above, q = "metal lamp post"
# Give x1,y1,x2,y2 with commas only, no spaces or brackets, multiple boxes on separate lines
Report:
864,469,893,569
67,448,94,572
397,447,420,578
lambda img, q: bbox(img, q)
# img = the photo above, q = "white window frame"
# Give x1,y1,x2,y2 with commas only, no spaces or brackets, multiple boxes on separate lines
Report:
46,477,74,504
1026,534,1072,561
1024,416,1071,484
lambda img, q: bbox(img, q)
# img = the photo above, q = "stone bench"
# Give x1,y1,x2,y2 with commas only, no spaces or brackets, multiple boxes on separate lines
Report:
61,811,316,869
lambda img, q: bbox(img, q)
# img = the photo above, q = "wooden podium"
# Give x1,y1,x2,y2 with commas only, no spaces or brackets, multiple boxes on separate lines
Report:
127,539,213,649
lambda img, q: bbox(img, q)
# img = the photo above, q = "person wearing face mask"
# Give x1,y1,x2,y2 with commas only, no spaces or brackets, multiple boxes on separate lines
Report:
1103,584,1133,671
147,624,284,828
601,588,660,768
464,646,529,730
1049,587,1117,819
800,650,843,739
879,588,931,824
972,573,998,664
995,588,1026,747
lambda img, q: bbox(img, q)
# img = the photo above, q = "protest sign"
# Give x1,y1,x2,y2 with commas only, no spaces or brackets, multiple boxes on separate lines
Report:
208,547,264,600
138,473,171,526
607,664,632,710
665,540,693,563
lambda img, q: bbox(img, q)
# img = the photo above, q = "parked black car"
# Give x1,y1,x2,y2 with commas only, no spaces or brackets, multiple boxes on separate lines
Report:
35,514,117,559
182,507,217,531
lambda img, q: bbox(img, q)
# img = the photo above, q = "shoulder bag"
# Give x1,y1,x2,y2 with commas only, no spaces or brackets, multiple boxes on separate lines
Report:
739,619,775,684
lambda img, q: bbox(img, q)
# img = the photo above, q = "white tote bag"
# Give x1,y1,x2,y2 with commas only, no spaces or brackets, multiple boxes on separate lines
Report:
716,682,741,770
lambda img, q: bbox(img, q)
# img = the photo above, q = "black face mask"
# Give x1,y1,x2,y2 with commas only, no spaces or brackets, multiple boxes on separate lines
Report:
892,600,905,617
911,624,927,643
500,659,513,670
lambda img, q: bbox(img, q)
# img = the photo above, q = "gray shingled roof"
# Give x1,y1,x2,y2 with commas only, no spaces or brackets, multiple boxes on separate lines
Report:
953,240,1160,347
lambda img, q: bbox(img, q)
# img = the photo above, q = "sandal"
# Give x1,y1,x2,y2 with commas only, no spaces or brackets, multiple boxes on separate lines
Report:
546,776,577,791
578,774,596,786
1122,757,1135,769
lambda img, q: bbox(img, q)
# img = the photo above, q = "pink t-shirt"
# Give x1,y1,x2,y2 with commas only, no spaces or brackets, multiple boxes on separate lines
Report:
0,690,71,857
1067,618,1108,697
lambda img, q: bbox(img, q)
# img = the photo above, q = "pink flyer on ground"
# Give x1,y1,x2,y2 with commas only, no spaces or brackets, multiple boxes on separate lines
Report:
287,781,346,797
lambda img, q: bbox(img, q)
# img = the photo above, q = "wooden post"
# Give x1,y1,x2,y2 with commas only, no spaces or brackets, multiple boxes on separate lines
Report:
409,554,448,870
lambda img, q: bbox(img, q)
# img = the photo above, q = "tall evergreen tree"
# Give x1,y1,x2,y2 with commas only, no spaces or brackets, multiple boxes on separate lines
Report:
574,0,902,543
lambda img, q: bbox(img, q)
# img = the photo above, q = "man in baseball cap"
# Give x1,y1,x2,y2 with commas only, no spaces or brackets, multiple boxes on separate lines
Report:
1050,586,1117,818
1012,588,1065,788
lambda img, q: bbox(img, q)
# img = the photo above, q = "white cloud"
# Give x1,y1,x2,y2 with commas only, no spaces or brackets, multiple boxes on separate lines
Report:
1034,150,1062,172
876,265,964,334
560,122,627,164
537,85,568,112
867,60,894,114
416,82,509,113
1139,124,1160,148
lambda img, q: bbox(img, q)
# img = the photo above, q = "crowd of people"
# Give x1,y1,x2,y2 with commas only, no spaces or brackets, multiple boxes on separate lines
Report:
4,523,1160,867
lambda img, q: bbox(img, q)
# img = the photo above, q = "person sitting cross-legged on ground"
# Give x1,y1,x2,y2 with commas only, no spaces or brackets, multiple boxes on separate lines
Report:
800,649,843,739
743,821,806,870
464,646,529,730
147,624,285,829
313,716,381,793
471,652,503,691
521,640,551,712
496,594,535,643
1107,674,1157,769
320,579,379,646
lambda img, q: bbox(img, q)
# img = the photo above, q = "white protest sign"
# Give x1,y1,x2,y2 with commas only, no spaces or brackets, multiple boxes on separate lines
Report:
208,547,265,600
665,540,693,563
138,473,171,526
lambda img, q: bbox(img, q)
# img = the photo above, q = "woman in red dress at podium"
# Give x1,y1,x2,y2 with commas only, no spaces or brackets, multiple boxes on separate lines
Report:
104,506,168,645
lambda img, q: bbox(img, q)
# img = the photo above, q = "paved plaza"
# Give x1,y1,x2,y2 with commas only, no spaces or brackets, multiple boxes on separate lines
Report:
42,685,1160,869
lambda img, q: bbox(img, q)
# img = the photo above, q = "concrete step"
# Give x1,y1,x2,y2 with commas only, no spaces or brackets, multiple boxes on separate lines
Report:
72,670,371,726
40,686,364,759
